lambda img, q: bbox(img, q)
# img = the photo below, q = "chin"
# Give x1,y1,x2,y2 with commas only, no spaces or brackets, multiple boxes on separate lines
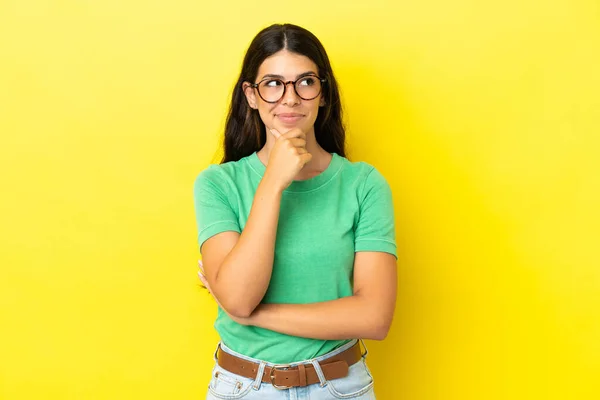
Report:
270,114,317,134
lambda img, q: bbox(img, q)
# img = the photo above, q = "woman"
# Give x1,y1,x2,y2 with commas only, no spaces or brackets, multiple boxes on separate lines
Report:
193,23,397,400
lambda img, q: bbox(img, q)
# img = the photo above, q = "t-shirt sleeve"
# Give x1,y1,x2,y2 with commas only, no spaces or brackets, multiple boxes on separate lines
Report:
193,166,241,253
354,167,398,259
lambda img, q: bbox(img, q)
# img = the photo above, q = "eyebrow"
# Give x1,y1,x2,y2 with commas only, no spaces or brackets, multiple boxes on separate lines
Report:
259,71,318,81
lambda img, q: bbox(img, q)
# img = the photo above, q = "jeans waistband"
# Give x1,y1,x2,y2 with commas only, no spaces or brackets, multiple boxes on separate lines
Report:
214,339,367,366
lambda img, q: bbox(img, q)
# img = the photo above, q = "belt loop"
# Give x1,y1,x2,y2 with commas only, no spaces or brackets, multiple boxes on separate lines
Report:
213,342,221,362
359,338,368,359
298,363,307,387
309,360,328,387
252,361,266,390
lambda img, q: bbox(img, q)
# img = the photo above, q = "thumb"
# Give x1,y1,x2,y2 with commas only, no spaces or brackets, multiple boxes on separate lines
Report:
269,128,281,139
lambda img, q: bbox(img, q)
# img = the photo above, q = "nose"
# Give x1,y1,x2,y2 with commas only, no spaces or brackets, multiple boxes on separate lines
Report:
281,81,300,106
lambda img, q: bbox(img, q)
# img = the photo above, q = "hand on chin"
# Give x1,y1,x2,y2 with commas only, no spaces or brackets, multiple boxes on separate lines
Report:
271,117,304,135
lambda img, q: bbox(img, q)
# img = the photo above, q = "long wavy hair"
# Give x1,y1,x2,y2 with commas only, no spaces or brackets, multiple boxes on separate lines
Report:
220,23,346,163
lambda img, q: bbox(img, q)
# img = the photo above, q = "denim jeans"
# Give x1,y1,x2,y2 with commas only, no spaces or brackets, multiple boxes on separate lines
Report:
206,339,376,399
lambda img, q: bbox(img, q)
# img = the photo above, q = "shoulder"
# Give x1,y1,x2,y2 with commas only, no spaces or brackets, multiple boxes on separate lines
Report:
193,155,251,193
336,155,391,194
193,164,224,194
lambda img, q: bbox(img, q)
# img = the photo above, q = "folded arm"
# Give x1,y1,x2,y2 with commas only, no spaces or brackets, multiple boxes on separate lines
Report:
199,175,283,318
248,251,397,340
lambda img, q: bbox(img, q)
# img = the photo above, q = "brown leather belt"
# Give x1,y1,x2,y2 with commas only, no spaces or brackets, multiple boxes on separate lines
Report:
216,340,363,389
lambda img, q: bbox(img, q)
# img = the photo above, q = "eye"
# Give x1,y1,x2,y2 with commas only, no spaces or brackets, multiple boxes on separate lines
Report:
298,77,316,86
265,80,283,87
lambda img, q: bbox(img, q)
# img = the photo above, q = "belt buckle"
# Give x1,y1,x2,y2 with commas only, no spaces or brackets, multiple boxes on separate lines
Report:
270,364,293,390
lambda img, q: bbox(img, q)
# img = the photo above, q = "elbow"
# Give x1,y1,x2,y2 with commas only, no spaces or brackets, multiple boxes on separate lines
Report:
369,316,393,341
371,326,390,341
228,306,254,319
221,298,259,319
212,277,261,318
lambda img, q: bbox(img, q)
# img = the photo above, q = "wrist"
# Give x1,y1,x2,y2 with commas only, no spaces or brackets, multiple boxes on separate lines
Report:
260,172,286,195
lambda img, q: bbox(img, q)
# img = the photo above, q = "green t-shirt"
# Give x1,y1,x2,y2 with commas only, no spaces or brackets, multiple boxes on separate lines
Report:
193,151,397,364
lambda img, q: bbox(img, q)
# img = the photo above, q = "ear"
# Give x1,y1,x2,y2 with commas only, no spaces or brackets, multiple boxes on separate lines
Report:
319,96,326,107
243,82,258,109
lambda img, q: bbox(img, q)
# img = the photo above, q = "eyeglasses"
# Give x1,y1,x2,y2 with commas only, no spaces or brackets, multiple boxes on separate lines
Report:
250,75,326,103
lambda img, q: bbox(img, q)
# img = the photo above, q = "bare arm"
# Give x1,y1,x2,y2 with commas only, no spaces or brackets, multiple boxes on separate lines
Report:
199,129,312,318
201,175,283,318
248,251,398,340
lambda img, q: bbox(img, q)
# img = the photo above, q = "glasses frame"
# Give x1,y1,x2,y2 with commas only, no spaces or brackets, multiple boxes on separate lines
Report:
250,75,327,104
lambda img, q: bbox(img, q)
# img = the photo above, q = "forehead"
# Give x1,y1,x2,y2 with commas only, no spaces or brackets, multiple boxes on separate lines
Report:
257,50,318,78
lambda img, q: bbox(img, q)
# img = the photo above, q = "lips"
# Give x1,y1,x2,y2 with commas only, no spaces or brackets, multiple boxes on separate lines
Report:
276,113,304,124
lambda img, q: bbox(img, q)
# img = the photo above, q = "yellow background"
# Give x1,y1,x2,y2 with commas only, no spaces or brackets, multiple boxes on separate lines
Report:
1,0,598,399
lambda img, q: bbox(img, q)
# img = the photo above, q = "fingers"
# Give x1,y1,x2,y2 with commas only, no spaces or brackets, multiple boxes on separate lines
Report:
289,138,306,148
268,127,309,164
198,274,212,294
269,128,282,139
198,260,210,291
197,270,208,289
283,128,306,139
269,129,307,152
270,128,305,140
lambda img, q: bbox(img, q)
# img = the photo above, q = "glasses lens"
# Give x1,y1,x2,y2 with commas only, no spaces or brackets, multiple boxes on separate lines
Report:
258,79,285,102
257,76,323,102
295,76,322,100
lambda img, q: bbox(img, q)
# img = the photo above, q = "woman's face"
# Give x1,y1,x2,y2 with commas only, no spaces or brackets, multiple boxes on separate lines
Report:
244,50,325,135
